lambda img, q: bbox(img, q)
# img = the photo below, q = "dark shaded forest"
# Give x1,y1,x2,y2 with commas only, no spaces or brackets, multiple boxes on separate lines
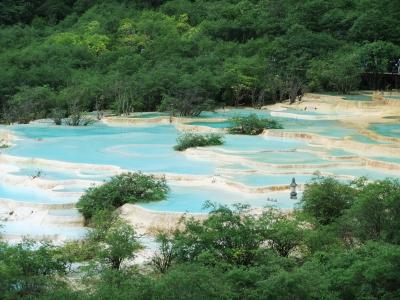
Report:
1,0,400,122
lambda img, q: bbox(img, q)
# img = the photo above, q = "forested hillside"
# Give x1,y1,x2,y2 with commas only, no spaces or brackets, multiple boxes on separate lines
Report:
1,0,399,122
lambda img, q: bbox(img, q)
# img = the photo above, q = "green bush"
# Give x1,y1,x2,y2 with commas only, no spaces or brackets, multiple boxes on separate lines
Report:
228,114,282,135
0,240,68,298
174,132,224,151
76,172,169,221
300,175,356,226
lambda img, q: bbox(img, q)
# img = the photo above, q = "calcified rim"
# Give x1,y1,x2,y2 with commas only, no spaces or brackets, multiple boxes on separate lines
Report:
1,94,400,237
1,106,400,208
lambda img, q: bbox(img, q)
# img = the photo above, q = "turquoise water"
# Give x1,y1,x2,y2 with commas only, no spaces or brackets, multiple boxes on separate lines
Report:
1,123,307,208
386,96,400,100
188,121,232,128
8,124,139,139
195,108,358,138
132,112,169,118
48,209,81,217
279,119,356,138
9,166,102,181
139,185,300,212
201,107,330,118
283,108,354,117
199,108,272,119
231,173,313,187
0,184,74,204
284,108,329,116
189,118,357,139
343,95,372,101
239,151,328,165
369,123,400,138
328,149,354,157
55,185,87,192
4,124,216,175
324,168,398,180
0,122,371,209
8,161,112,182
369,156,400,164
11,168,76,180
320,92,372,101
351,134,387,144
1,113,400,213
206,135,323,166
2,109,400,240
0,221,87,239
222,135,306,151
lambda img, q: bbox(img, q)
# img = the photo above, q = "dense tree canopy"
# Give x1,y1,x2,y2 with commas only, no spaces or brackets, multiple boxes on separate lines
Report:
1,0,399,123
2,176,400,299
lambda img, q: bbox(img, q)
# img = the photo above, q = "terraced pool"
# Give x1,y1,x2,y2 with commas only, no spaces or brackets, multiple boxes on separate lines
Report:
343,95,372,101
5,124,216,175
140,185,300,212
190,118,358,139
1,108,400,239
369,123,400,138
0,183,75,204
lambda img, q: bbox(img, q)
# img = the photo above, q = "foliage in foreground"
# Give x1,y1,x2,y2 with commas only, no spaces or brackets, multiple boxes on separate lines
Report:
76,172,169,221
0,240,68,299
228,114,283,135
301,176,400,245
85,212,142,270
174,132,224,151
2,176,400,299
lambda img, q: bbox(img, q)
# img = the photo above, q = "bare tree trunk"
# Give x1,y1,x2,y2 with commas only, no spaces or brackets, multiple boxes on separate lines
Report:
115,84,134,116
250,88,257,108
286,76,304,105
95,95,105,120
66,100,82,126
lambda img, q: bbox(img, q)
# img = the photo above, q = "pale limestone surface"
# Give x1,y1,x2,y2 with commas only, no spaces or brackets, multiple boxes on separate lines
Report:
1,92,400,239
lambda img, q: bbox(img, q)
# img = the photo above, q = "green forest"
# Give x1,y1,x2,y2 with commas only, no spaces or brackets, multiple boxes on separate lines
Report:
1,2,400,298
1,176,400,299
1,0,400,123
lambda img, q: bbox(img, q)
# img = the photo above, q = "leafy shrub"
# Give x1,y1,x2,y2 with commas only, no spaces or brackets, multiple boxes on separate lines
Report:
94,217,141,269
174,132,224,151
77,172,169,221
345,178,400,244
300,175,356,226
228,114,282,135
0,240,68,297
